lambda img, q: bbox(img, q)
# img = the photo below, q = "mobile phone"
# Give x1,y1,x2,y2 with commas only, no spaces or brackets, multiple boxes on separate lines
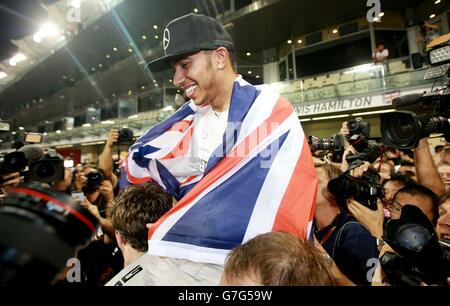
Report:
71,191,84,203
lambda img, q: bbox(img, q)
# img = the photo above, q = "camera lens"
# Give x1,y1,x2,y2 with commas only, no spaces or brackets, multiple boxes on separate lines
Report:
35,163,54,179
0,183,99,284
391,115,415,143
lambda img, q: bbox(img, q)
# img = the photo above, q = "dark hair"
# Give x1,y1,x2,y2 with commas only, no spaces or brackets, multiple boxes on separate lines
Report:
382,173,417,189
110,183,172,252
394,185,439,224
400,149,414,159
377,42,385,47
435,145,445,154
399,161,415,167
223,232,335,286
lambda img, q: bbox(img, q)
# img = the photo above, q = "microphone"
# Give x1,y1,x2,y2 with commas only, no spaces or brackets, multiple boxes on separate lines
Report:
392,94,422,108
19,145,45,163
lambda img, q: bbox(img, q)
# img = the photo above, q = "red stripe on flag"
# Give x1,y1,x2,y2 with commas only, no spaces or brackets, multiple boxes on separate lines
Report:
161,126,194,160
148,97,293,239
271,136,317,239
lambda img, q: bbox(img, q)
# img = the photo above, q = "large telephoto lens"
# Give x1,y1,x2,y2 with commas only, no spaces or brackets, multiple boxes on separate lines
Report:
381,111,421,149
0,183,99,285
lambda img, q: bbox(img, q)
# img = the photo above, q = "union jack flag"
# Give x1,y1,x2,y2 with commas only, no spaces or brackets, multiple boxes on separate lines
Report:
121,77,317,264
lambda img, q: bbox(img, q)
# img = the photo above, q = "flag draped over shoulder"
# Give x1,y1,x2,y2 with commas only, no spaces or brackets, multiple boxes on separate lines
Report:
122,77,317,265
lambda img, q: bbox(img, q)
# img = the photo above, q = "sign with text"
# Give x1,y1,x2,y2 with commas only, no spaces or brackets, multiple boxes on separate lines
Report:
293,94,387,116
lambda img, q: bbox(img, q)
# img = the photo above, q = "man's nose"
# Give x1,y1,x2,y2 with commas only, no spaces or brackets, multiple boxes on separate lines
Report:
173,69,185,87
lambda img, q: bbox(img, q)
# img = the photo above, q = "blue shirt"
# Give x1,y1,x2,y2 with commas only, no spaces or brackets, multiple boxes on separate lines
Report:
315,211,379,285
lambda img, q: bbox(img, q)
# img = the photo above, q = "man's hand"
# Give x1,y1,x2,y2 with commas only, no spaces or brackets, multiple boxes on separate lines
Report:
81,197,101,220
73,172,87,192
99,180,114,204
0,172,21,194
106,129,119,148
348,161,371,178
348,199,384,240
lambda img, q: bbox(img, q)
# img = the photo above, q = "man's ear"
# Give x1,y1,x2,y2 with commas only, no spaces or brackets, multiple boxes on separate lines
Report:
213,47,229,70
115,230,127,248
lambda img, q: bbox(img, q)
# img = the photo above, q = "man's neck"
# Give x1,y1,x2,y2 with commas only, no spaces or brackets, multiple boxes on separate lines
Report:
122,246,144,267
315,204,341,231
209,72,236,113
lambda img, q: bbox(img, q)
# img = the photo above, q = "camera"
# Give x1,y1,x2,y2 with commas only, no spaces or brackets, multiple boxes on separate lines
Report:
380,205,450,286
83,170,105,193
327,167,383,210
0,182,99,284
309,134,345,153
117,128,134,144
28,149,65,184
347,119,370,138
381,34,450,149
0,151,28,178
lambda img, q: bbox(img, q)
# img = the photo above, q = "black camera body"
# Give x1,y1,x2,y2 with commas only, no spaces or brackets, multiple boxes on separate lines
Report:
380,205,450,286
381,35,450,149
327,166,383,210
117,128,134,144
84,170,105,193
28,150,65,184
0,151,28,178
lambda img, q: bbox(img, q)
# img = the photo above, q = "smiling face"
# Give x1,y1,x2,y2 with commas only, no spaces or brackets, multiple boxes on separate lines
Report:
171,50,216,106
437,199,450,240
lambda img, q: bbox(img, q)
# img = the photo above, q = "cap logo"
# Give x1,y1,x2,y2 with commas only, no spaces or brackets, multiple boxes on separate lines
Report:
163,28,170,50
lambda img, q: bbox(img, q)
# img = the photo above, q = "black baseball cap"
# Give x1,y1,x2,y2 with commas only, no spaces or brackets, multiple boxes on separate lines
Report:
145,13,234,73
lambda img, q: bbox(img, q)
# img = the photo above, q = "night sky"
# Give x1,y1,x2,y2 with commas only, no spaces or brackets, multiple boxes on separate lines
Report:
0,0,49,61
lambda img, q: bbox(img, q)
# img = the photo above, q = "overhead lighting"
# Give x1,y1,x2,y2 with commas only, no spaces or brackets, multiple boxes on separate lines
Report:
142,35,147,40
56,130,62,134
19,127,24,130
82,123,91,127
256,75,260,79
128,48,132,53
248,71,252,74
332,29,338,34
246,52,251,56
169,79,172,83
312,114,350,121
193,8,199,13
297,39,303,44
82,141,105,146
101,120,115,124
299,118,311,122
98,64,103,68
128,90,132,95
112,93,116,97
0,72,7,79
379,12,385,17
435,0,441,4
113,47,118,51
9,53,26,66
153,25,158,29
153,80,157,83
287,40,292,44
106,54,110,58
154,35,159,39
128,114,139,119
352,109,396,116
141,85,146,89
69,0,81,8
33,22,59,43
373,17,380,22
430,13,436,19
55,144,74,149
91,67,95,71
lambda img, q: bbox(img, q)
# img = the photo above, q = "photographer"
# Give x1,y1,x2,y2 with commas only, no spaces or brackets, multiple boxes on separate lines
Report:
314,162,379,285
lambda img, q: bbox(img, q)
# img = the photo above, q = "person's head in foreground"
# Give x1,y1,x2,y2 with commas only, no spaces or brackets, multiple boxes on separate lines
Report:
220,232,335,286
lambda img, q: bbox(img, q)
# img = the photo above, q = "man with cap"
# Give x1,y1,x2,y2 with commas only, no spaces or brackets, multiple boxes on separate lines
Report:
121,13,317,285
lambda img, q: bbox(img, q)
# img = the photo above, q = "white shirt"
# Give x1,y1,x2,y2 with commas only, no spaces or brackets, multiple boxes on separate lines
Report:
105,254,149,286
167,106,229,180
373,49,389,62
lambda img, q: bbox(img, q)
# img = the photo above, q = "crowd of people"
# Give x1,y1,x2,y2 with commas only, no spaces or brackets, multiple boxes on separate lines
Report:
0,13,449,286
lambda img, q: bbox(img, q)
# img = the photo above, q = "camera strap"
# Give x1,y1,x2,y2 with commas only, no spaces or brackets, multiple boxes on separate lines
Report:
331,221,360,259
